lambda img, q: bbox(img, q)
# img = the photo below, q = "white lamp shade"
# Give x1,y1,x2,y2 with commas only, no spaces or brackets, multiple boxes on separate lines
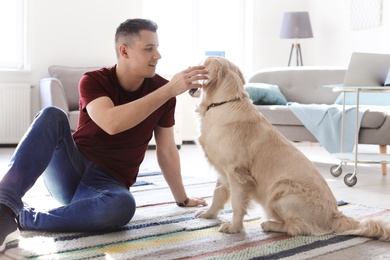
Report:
280,12,313,39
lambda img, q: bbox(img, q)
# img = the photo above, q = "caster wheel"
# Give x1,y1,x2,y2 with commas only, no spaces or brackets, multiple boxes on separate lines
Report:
330,165,342,177
344,173,357,187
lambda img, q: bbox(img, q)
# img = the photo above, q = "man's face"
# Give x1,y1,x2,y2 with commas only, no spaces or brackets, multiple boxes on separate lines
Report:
125,30,161,78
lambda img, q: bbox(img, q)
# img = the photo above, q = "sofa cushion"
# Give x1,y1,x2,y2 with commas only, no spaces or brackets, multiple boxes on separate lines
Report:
334,92,390,106
68,110,79,131
245,83,288,105
256,105,301,125
247,67,346,104
256,105,387,129
333,93,390,129
360,108,389,129
48,66,102,111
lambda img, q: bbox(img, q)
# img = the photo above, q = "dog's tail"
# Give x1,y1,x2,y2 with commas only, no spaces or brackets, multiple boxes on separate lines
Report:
332,212,390,241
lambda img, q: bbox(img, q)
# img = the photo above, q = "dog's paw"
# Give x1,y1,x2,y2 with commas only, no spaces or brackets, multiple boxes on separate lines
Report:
260,221,272,232
195,209,217,219
261,220,284,233
218,222,244,234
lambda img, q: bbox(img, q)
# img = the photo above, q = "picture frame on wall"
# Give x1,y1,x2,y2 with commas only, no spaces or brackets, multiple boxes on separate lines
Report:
350,0,382,30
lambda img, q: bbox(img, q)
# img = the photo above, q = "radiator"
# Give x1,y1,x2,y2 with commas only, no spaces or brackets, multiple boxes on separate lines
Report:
0,84,31,144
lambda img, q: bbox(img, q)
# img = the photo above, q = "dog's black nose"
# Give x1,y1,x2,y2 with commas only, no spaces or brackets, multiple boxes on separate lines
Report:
189,88,198,96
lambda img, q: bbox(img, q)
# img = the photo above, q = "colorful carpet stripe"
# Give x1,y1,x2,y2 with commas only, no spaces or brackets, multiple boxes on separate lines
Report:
4,173,390,259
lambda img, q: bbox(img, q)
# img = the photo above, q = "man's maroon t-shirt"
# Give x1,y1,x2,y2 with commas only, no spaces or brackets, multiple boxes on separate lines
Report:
72,66,175,189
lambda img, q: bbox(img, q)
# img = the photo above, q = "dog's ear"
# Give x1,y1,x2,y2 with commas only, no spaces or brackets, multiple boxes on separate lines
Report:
224,60,246,87
233,63,246,86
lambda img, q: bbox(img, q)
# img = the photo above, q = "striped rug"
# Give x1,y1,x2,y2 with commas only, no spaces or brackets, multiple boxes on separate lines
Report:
4,172,390,259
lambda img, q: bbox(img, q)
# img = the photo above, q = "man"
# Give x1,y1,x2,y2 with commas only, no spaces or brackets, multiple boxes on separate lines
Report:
0,18,208,252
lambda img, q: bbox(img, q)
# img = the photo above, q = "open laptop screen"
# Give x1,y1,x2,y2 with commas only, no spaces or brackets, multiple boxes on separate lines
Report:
343,52,390,87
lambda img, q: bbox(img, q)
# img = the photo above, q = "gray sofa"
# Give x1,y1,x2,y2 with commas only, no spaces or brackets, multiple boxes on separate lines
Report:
39,66,102,131
247,66,390,174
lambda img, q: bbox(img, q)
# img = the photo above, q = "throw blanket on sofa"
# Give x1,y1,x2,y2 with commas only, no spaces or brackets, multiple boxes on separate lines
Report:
287,103,369,154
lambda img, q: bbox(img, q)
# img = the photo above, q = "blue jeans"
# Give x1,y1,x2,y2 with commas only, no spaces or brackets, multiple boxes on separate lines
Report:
0,107,136,232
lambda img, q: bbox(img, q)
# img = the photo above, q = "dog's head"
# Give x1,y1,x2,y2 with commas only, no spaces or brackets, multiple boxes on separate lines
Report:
189,56,247,101
189,57,248,109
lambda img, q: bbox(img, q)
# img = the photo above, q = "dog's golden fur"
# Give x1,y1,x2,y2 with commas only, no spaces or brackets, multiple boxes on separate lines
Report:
193,56,390,240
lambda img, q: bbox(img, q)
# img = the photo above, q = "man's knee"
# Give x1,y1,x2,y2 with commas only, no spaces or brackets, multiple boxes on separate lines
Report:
37,106,67,121
33,106,70,132
114,191,136,225
96,190,136,230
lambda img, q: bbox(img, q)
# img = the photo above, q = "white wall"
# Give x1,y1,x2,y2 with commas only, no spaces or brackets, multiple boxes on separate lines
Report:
0,0,390,117
251,0,390,72
0,0,143,116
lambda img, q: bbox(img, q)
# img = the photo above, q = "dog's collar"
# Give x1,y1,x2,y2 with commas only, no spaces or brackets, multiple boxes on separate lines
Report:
206,97,241,111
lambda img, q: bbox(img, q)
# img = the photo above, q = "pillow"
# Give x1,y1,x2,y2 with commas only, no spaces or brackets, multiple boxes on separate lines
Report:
245,83,288,105
48,66,103,110
334,92,390,106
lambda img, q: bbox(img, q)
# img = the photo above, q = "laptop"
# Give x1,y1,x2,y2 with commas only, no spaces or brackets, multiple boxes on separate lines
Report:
343,52,390,86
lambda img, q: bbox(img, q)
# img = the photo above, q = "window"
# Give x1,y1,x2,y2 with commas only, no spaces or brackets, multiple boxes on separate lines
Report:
0,0,25,70
143,0,194,76
143,0,246,76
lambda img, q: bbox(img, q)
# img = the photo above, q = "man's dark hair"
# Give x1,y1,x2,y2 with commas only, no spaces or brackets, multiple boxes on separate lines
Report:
115,18,158,57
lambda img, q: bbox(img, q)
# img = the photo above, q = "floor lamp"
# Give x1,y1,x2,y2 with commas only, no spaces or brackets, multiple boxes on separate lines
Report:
280,12,313,66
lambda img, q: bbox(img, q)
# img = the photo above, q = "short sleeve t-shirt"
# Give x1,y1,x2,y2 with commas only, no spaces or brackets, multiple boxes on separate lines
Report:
72,65,175,188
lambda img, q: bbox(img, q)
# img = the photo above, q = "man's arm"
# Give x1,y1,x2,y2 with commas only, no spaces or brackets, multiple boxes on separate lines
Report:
154,125,207,207
86,66,207,135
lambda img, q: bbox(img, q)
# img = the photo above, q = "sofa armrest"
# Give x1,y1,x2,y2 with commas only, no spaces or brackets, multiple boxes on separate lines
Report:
39,78,69,114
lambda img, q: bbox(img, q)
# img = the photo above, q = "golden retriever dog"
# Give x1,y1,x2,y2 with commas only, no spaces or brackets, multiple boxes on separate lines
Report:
191,56,390,241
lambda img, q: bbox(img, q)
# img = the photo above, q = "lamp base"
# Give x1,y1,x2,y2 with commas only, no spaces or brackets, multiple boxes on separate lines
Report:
288,43,303,66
